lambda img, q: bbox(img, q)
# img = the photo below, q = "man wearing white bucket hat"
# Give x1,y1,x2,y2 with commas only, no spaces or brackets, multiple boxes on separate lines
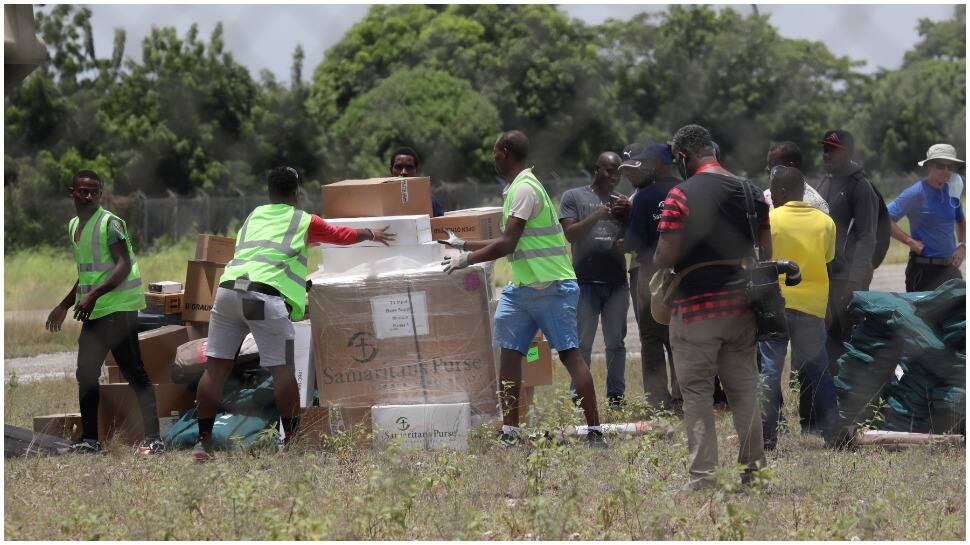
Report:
887,143,966,292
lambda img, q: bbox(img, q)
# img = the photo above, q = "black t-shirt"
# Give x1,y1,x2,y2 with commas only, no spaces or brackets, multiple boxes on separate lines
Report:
625,177,681,265
558,187,627,285
658,173,770,295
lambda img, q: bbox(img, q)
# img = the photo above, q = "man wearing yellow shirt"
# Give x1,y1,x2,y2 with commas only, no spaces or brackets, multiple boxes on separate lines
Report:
759,166,839,450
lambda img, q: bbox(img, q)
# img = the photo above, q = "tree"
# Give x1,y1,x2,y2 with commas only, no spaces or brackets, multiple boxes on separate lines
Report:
327,67,501,181
903,5,966,66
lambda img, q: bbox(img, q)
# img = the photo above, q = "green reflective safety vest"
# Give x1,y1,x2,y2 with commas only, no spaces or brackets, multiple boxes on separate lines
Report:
501,169,575,286
69,207,145,320
221,204,312,320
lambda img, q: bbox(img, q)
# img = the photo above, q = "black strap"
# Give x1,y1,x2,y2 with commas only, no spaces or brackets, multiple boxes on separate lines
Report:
219,280,281,298
738,178,761,261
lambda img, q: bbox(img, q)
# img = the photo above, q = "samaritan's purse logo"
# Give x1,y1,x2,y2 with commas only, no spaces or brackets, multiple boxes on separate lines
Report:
347,332,378,363
395,416,410,431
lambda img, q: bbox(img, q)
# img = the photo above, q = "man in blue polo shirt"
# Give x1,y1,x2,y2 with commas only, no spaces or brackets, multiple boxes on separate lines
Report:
888,143,966,292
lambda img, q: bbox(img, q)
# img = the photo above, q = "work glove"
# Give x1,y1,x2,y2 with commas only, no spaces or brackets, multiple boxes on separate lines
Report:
442,251,471,274
437,229,467,250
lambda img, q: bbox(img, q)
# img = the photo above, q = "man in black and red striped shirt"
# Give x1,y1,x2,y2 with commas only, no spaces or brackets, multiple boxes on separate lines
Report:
654,124,770,490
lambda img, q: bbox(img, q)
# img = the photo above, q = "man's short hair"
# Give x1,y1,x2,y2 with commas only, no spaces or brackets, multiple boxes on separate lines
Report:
671,124,714,156
268,166,300,196
769,165,805,200
74,169,103,188
769,141,803,169
390,146,420,168
497,130,529,162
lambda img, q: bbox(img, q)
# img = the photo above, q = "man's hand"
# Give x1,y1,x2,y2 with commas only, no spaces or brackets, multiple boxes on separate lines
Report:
73,293,99,322
611,196,631,218
907,238,925,255
46,304,69,333
953,244,966,268
438,229,467,250
442,251,471,274
371,226,396,246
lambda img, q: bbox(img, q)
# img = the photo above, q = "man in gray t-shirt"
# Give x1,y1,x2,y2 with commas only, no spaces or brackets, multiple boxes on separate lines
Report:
559,151,630,406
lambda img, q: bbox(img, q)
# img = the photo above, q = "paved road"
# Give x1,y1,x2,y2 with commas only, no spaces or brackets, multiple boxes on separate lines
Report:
3,263,961,382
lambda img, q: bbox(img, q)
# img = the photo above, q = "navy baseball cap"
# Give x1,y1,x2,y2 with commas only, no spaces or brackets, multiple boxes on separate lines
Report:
621,143,673,169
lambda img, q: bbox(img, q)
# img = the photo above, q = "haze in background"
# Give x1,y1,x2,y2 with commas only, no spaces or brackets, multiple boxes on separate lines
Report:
78,4,955,83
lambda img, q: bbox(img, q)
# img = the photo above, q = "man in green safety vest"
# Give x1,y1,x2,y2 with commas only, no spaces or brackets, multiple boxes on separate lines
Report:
45,170,162,454
440,130,605,447
191,166,394,461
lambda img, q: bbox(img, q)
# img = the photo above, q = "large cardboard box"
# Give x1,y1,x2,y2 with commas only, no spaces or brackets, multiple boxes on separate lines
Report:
371,403,470,451
309,264,498,417
102,325,189,383
320,215,432,248
195,234,236,264
298,405,372,441
322,177,432,218
431,207,503,241
33,413,82,442
183,260,225,322
317,242,443,275
97,383,194,443
145,292,183,314
522,335,553,387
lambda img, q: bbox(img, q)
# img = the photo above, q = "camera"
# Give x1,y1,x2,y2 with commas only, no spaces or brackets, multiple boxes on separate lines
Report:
745,260,801,342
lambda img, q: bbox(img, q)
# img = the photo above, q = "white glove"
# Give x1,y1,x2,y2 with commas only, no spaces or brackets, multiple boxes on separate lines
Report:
437,229,467,250
442,251,471,274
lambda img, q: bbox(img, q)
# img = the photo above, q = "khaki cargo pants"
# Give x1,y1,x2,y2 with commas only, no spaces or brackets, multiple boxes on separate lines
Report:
669,312,766,487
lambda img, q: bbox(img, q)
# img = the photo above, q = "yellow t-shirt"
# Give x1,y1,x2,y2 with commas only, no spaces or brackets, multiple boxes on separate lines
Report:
769,201,836,318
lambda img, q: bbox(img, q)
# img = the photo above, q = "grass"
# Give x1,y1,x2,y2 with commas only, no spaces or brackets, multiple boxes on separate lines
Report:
4,358,965,540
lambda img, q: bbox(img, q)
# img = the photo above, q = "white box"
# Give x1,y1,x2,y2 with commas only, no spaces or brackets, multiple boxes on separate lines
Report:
316,241,443,275
148,281,184,293
371,403,470,451
293,320,315,408
320,215,432,247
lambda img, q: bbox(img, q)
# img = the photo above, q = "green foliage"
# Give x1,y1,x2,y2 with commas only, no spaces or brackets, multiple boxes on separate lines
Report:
904,5,966,66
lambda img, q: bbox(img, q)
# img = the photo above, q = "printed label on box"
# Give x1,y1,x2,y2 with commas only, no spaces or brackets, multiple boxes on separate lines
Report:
370,291,428,339
400,180,409,204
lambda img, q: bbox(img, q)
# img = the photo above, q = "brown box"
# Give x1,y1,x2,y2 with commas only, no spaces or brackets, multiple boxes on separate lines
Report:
309,265,498,417
183,260,225,322
97,383,194,443
322,177,432,218
431,207,502,241
145,292,183,315
298,405,372,441
195,234,236,264
522,335,553,387
33,413,82,442
102,325,189,383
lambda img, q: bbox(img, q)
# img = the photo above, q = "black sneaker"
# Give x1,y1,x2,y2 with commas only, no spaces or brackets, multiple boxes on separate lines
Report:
498,431,522,447
585,429,608,449
70,438,104,454
191,438,215,462
136,438,166,455
607,395,625,409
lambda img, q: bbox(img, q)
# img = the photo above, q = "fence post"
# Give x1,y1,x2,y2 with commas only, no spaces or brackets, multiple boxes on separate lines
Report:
167,189,178,242
135,190,149,247
197,189,210,234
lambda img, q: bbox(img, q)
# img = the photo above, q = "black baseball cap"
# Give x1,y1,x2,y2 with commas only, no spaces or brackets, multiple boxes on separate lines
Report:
622,143,645,160
819,129,854,151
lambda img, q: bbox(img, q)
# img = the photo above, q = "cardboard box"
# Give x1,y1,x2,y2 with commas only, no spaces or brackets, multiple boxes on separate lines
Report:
185,321,209,340
33,413,82,442
97,383,194,443
148,281,183,293
145,292,183,315
320,215,432,248
102,325,189,384
183,260,225,322
431,207,503,241
195,234,236,264
371,403,470,451
309,264,498,417
322,177,432,218
317,242,443,275
293,321,315,408
522,335,553,387
298,405,372,441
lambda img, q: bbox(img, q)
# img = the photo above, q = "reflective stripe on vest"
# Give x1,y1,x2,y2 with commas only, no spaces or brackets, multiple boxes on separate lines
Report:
501,170,576,285
221,204,311,320
70,207,146,319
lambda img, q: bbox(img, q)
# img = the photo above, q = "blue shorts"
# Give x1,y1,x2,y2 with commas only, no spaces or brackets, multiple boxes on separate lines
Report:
493,280,581,355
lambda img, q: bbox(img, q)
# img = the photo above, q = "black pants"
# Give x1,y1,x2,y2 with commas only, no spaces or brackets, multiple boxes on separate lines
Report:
905,258,962,292
77,310,159,440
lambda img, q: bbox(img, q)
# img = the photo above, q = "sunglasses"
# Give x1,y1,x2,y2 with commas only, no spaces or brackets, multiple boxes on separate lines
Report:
929,162,958,172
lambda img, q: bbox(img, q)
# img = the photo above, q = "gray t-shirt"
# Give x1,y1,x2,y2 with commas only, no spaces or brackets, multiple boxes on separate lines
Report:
558,187,627,285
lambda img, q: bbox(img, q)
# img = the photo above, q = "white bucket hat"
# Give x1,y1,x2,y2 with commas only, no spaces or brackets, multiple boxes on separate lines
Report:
917,143,964,167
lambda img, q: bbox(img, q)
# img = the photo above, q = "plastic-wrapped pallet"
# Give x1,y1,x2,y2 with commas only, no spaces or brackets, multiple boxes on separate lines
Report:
307,263,499,421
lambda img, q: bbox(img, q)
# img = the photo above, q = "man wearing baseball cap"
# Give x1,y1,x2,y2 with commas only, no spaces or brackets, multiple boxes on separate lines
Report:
815,129,885,379
621,143,682,411
887,143,966,291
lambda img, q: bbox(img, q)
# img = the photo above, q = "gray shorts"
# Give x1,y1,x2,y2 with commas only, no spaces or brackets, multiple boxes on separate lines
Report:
204,287,294,367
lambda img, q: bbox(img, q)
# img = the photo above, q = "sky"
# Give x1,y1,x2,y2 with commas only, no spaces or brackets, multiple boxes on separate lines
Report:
75,4,959,83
